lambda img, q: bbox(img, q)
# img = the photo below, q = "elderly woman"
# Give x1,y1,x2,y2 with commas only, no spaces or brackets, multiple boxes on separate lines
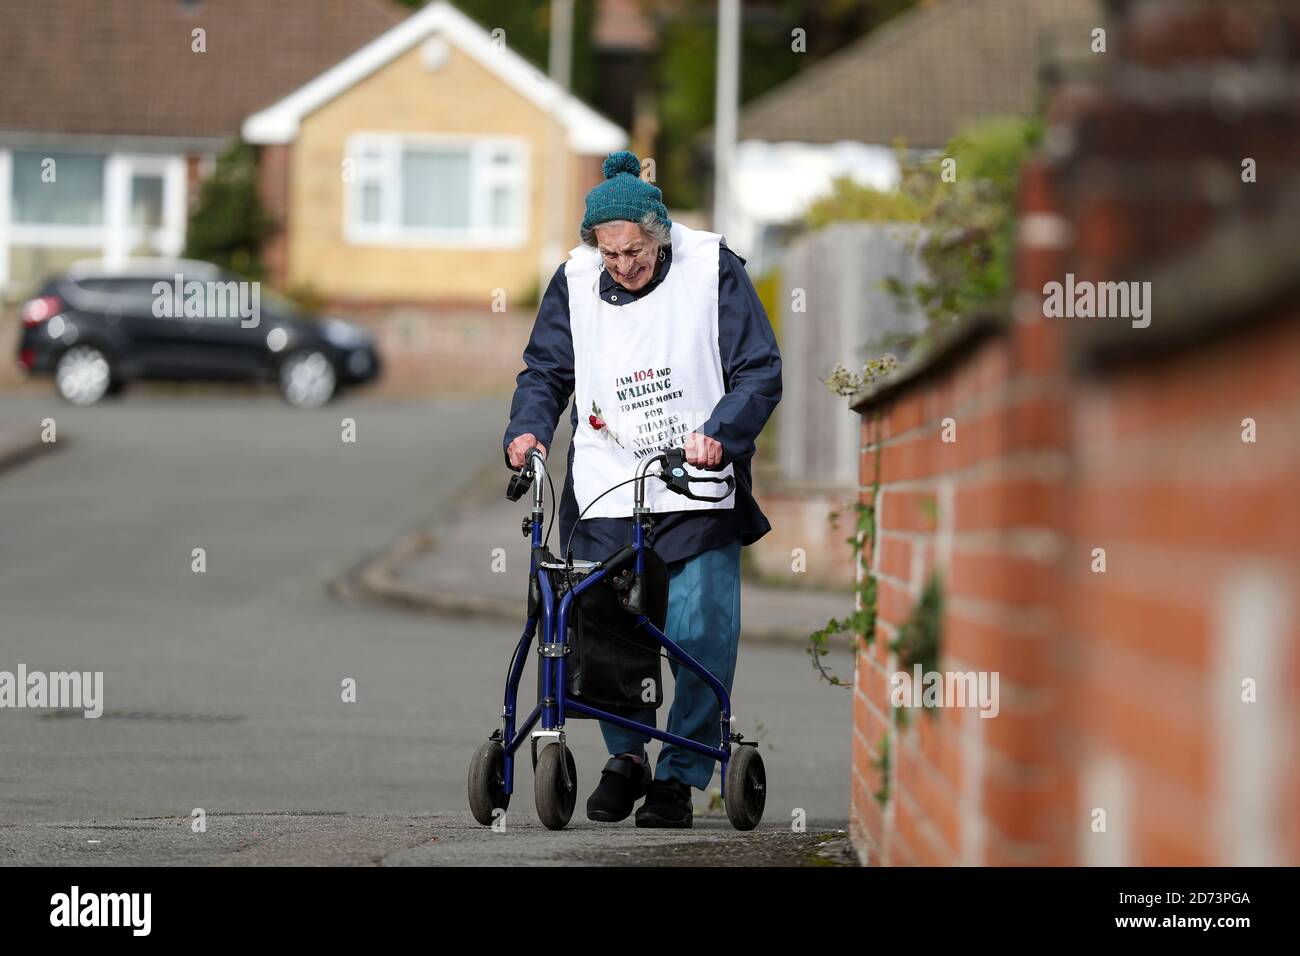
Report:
502,150,782,828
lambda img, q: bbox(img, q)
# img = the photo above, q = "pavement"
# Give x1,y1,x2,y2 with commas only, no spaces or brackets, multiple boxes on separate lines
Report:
7,813,857,867
0,388,859,866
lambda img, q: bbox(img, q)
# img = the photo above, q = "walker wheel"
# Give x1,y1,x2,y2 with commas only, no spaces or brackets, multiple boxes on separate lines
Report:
724,744,766,831
468,739,510,826
534,742,577,831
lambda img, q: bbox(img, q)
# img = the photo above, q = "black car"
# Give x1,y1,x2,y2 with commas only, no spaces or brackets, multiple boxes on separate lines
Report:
15,259,382,407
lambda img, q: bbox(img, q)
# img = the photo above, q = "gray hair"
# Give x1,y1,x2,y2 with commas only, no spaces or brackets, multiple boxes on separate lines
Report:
581,211,671,250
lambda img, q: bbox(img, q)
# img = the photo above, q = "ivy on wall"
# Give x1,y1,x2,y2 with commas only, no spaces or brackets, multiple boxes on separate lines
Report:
890,571,945,729
806,408,885,687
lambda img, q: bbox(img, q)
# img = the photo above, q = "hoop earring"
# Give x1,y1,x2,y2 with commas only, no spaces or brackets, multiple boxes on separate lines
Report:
657,248,666,262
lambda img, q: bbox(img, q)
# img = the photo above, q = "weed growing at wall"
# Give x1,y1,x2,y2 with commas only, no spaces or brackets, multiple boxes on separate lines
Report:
806,410,884,686
890,572,945,728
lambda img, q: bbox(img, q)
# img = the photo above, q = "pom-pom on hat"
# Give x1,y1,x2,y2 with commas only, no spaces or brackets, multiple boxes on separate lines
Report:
581,150,673,236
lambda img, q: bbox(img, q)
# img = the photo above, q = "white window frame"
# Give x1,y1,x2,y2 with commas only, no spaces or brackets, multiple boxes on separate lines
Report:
102,154,187,269
0,147,186,292
343,132,529,249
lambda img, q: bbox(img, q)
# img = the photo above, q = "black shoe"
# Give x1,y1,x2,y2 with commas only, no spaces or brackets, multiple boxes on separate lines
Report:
635,777,694,828
586,754,652,822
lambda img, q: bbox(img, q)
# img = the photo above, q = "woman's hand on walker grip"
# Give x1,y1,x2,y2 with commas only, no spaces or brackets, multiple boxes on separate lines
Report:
684,431,723,470
508,433,547,469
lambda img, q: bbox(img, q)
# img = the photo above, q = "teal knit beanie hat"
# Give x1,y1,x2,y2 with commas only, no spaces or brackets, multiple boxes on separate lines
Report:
581,150,673,236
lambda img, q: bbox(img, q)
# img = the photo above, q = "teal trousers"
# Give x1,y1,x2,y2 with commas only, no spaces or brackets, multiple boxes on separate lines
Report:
597,538,743,790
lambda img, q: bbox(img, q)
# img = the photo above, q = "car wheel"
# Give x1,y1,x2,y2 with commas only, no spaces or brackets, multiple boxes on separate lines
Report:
55,345,114,406
278,350,338,408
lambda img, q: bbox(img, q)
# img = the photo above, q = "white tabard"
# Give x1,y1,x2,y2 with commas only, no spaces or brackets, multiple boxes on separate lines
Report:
565,221,737,519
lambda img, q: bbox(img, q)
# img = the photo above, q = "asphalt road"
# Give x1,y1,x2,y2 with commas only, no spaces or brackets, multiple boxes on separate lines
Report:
0,388,853,865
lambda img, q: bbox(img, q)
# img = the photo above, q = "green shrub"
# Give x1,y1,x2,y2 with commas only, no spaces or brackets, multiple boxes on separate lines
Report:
183,139,274,280
805,173,924,229
808,116,1043,352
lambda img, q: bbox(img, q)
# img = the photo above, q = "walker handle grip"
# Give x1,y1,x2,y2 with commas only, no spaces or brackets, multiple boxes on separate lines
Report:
660,447,736,502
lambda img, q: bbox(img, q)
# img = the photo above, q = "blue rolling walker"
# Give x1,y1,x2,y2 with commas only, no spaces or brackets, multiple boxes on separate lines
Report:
467,445,766,831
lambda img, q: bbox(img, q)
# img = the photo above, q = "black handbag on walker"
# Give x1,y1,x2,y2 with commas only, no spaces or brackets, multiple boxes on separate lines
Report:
561,547,669,717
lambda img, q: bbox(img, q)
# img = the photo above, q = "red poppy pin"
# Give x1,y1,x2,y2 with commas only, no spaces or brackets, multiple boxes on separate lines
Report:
589,400,623,447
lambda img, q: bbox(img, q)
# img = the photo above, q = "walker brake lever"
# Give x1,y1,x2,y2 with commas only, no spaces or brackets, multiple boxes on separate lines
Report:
506,464,533,501
659,448,736,502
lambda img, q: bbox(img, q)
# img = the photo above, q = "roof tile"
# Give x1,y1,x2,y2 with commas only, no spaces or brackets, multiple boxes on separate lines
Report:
0,0,408,139
737,0,1105,148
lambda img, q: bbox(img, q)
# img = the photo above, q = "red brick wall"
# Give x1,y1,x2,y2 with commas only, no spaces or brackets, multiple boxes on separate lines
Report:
850,0,1300,866
257,143,293,287
1064,311,1300,866
184,154,204,216
320,305,539,396
852,323,1072,865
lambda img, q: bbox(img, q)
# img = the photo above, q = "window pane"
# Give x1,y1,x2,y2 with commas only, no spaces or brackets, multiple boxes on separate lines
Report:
130,175,164,229
75,276,169,312
352,143,388,179
12,151,105,225
76,277,161,296
401,148,469,229
204,282,244,319
489,184,515,229
360,181,383,224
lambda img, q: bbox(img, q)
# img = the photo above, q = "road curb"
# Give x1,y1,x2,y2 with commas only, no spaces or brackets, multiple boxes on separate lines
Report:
0,427,61,475
338,527,529,620
334,525,857,649
331,447,855,648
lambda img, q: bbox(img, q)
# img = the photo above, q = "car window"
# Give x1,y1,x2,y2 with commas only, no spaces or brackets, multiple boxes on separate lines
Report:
72,275,246,320
74,277,163,297
246,283,302,321
200,279,255,321
64,276,164,315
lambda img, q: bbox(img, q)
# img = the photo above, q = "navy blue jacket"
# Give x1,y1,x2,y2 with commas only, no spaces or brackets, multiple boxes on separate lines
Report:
502,239,782,565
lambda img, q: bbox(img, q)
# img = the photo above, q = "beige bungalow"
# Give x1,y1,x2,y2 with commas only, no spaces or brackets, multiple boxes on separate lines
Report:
243,0,627,306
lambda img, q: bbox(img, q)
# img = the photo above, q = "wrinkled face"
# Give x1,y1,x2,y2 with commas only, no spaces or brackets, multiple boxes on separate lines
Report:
594,221,659,292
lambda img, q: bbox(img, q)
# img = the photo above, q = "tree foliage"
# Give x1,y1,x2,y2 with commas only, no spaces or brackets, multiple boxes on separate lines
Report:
396,0,917,208
807,117,1043,344
183,139,273,280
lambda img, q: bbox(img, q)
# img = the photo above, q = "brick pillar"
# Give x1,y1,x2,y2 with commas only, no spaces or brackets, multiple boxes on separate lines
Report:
184,154,203,216
257,144,292,287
